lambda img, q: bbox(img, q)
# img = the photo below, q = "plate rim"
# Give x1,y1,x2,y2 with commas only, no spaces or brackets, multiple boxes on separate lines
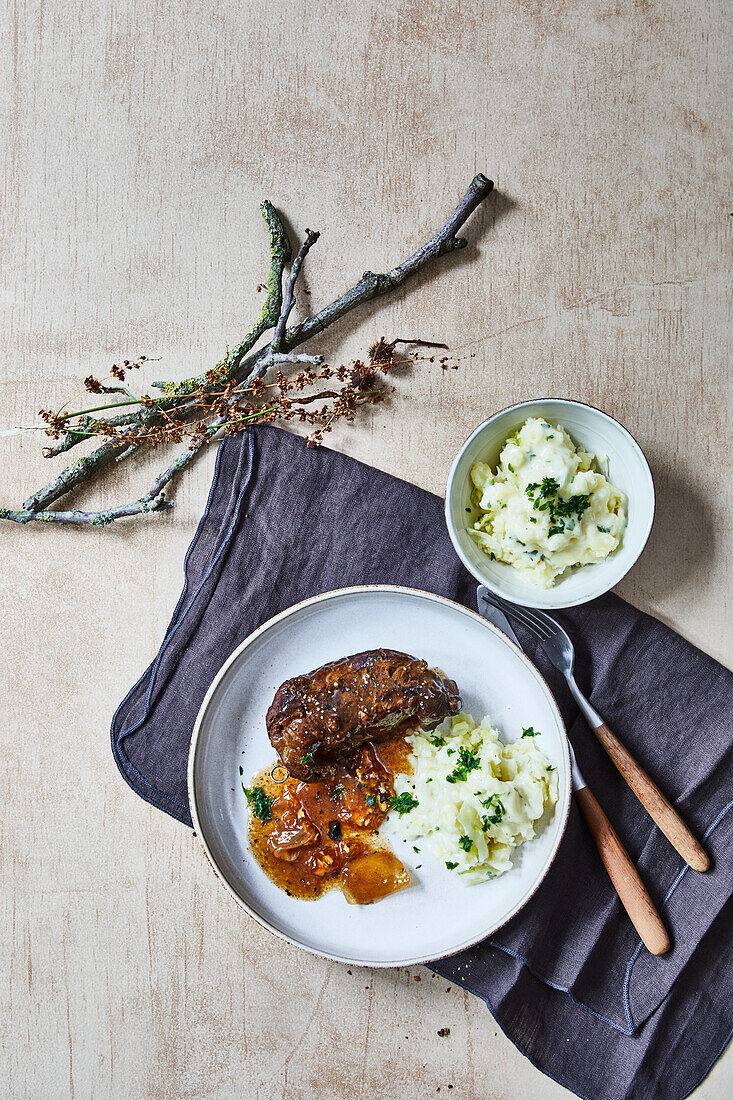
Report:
187,584,572,967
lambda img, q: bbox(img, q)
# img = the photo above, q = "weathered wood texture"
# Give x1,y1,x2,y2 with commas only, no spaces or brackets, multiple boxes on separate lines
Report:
0,1,730,1097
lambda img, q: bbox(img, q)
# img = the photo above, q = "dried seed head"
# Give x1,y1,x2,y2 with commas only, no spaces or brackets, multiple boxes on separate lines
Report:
348,361,378,391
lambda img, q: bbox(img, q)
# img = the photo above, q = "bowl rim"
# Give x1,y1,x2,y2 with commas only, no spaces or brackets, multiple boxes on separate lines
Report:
187,583,572,967
445,397,656,609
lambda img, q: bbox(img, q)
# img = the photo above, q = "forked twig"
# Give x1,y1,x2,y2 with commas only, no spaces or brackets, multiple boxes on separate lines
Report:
1,174,493,526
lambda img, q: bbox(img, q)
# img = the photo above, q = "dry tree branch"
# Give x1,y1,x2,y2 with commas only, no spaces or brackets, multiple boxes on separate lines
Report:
1,174,493,527
5,221,321,525
21,201,292,511
269,230,320,354
235,172,493,387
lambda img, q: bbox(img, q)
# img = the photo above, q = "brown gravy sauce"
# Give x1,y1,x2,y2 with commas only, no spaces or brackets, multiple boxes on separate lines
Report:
247,735,414,903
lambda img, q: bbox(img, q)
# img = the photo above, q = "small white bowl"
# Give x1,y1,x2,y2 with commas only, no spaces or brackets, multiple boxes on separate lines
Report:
445,399,655,609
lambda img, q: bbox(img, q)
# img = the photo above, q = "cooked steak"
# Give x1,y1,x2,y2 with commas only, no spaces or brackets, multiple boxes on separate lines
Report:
266,649,461,780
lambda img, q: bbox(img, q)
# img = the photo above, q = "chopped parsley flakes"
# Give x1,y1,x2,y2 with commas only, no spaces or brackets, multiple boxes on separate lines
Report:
480,793,506,829
525,478,592,538
522,726,540,737
446,746,481,784
458,835,473,852
445,861,459,870
389,792,419,816
241,784,275,824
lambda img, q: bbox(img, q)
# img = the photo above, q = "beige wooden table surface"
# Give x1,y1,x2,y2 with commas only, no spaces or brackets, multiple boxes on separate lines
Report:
1,1,731,1097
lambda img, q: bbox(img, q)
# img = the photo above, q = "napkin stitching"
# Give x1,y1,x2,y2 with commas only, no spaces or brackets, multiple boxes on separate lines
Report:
484,941,635,1036
623,796,733,1031
487,796,733,1036
110,433,255,815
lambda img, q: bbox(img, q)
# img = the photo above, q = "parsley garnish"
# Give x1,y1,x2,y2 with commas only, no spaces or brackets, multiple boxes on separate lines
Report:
458,835,473,852
429,735,447,748
521,477,589,536
525,478,592,537
445,861,459,870
526,477,559,506
522,726,540,738
446,747,481,784
241,784,275,824
597,524,611,533
480,793,506,829
389,792,419,816
300,751,314,766
365,793,377,807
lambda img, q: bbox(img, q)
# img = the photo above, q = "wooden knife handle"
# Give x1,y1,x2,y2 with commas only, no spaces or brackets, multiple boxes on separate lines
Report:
575,785,670,955
593,722,709,872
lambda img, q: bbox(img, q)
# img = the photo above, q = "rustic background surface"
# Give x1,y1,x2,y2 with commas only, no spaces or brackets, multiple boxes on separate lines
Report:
1,1,730,1097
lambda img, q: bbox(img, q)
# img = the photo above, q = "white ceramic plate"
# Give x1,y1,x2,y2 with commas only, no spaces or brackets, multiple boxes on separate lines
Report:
188,586,571,966
445,399,655,609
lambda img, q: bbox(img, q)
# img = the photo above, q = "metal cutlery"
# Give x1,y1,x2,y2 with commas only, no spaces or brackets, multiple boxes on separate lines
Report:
480,588,709,874
477,586,670,955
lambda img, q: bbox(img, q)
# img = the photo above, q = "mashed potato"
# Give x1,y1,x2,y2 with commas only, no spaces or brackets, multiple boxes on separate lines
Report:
387,713,558,884
468,417,626,587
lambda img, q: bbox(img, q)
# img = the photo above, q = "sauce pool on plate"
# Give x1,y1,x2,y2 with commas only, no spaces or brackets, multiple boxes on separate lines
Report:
245,736,413,903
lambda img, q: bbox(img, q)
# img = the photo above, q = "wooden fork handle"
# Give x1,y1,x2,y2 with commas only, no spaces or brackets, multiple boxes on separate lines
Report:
575,786,670,955
593,722,709,872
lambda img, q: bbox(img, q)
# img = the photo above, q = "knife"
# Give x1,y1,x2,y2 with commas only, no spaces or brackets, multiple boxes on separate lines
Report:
476,585,670,955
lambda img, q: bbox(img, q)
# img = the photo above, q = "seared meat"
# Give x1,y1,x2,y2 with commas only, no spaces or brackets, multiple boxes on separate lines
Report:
266,649,461,780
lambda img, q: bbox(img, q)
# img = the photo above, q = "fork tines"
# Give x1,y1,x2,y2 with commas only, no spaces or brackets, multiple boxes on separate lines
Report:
480,591,553,640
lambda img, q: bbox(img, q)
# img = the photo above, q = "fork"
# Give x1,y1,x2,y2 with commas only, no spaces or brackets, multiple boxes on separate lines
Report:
482,590,709,873
478,589,669,953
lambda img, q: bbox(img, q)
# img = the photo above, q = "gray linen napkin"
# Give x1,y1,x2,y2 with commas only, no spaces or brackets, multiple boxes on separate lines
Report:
111,426,733,1100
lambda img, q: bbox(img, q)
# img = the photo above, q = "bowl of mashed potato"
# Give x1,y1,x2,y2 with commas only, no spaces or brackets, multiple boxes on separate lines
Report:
445,399,655,608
